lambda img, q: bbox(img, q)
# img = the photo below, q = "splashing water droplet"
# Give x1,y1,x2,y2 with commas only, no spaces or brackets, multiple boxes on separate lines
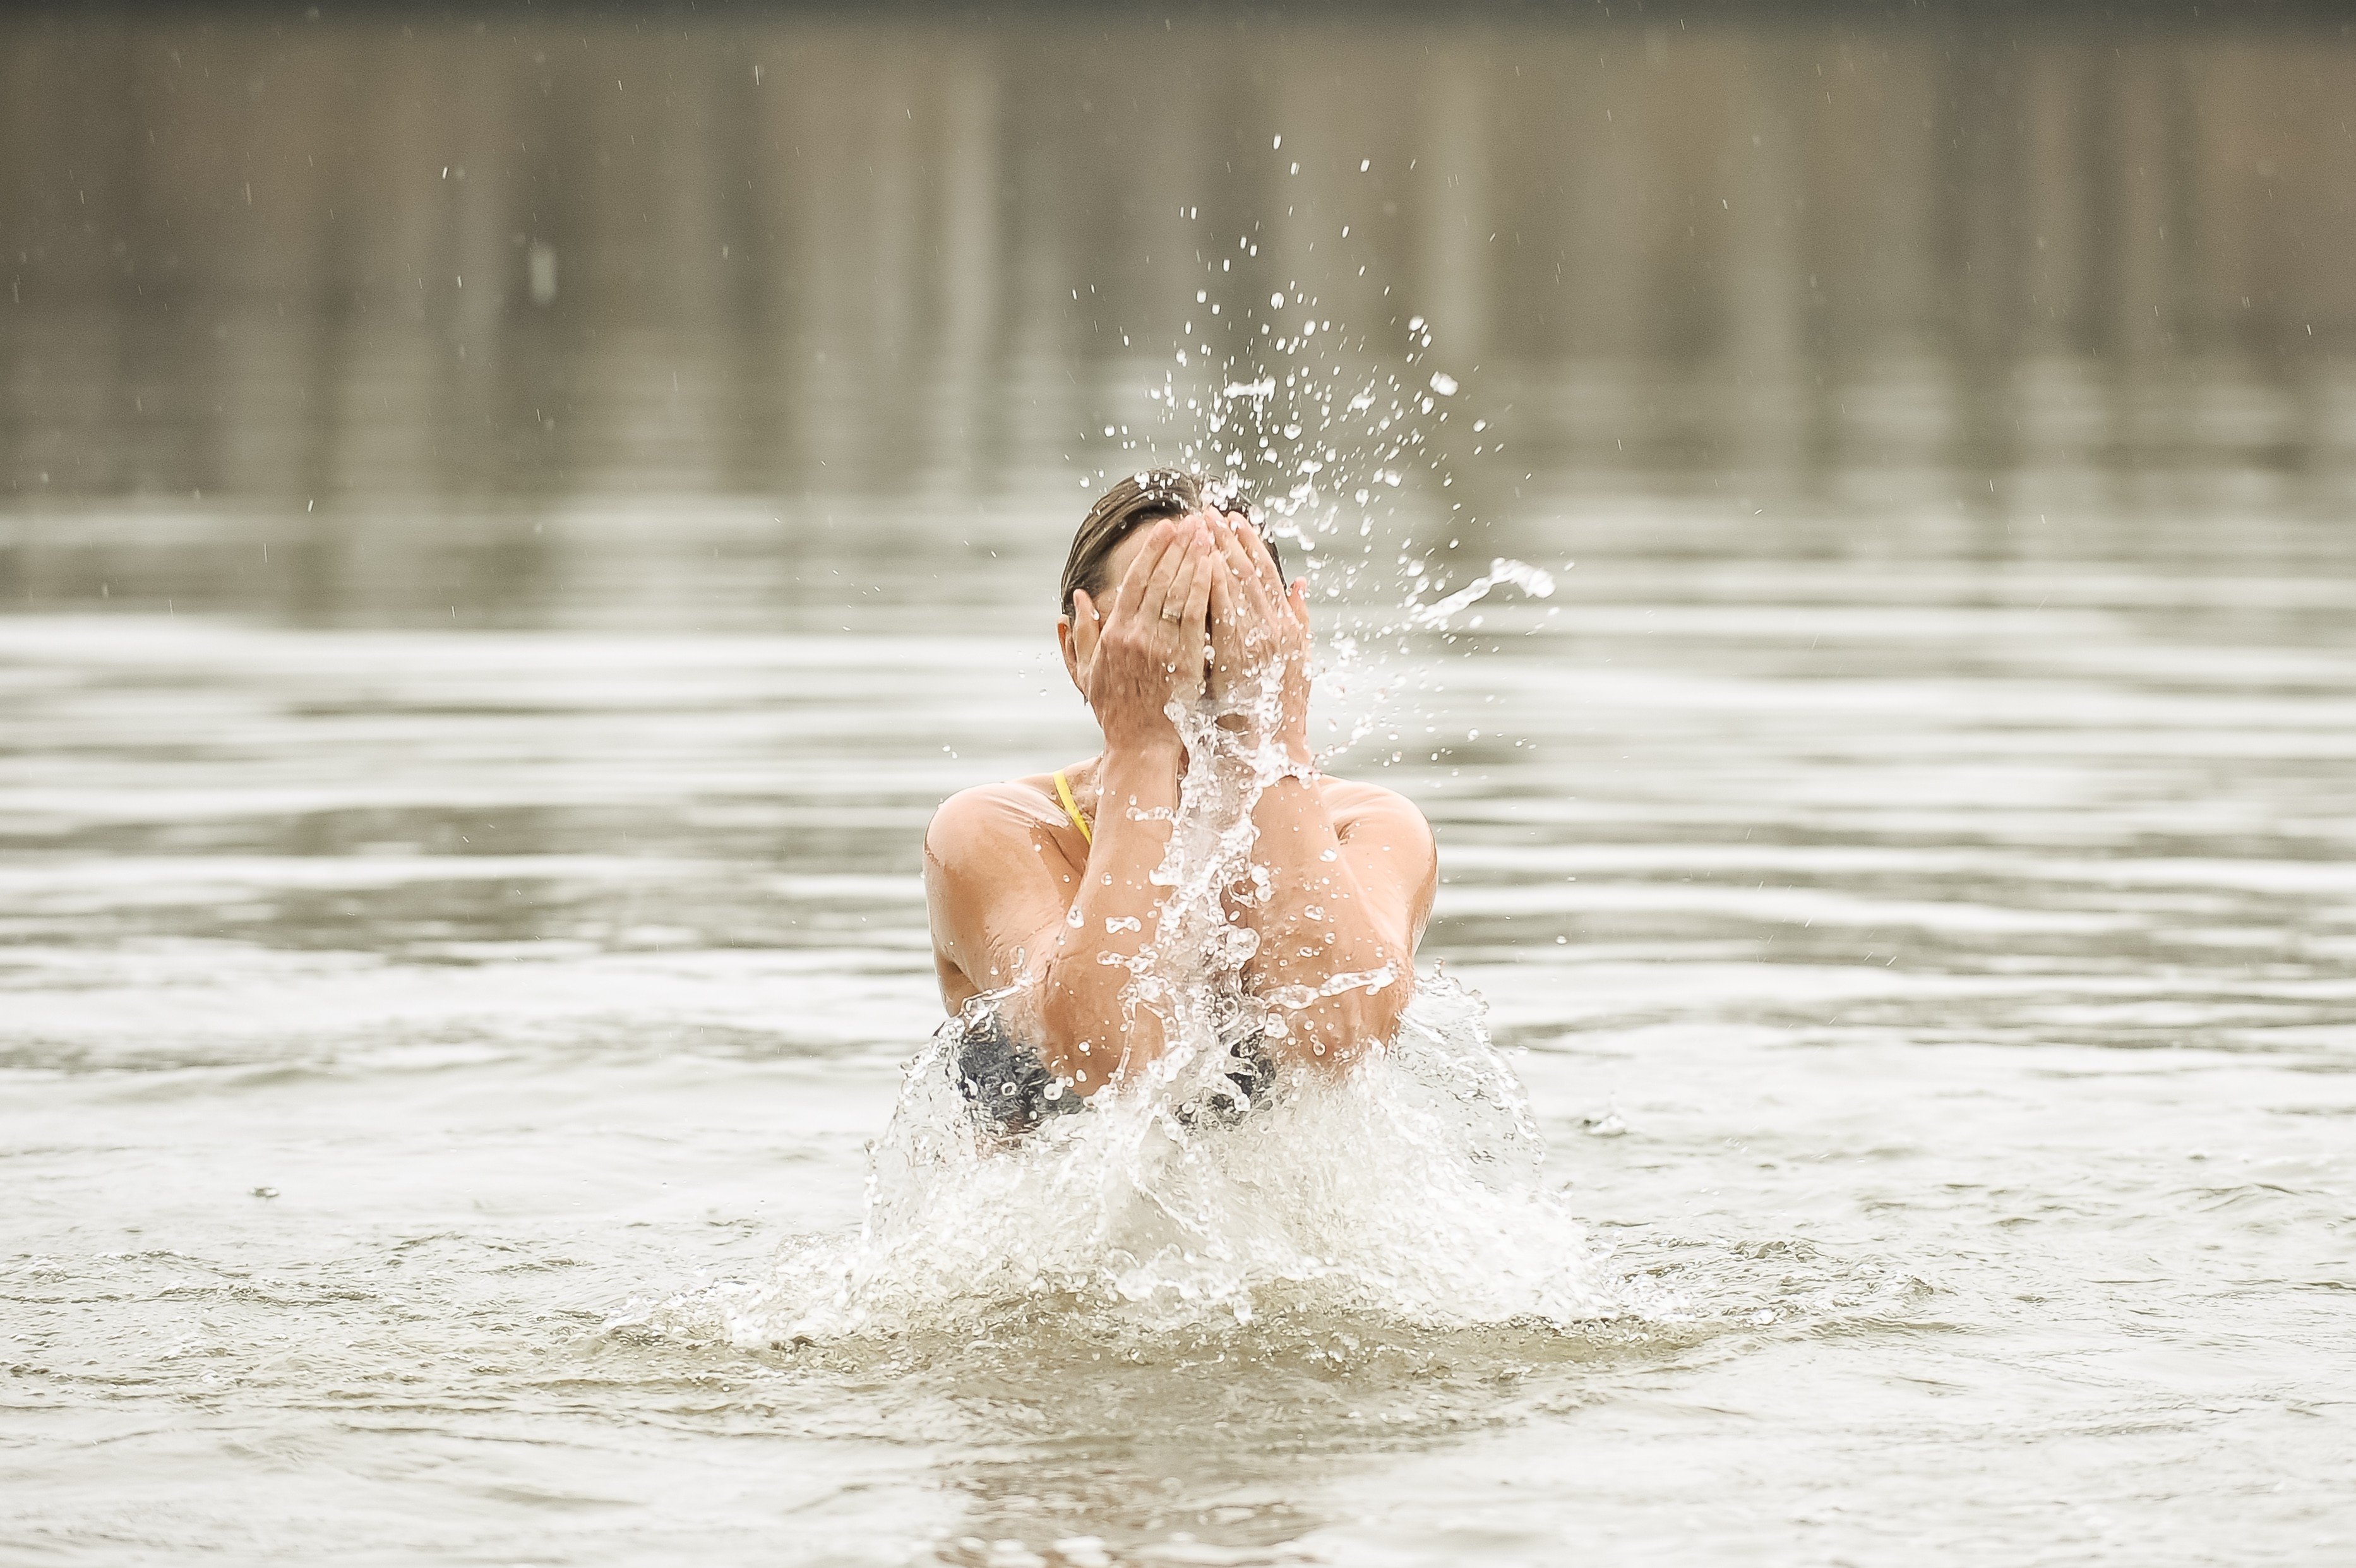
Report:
614,263,1676,1362
1406,560,1556,628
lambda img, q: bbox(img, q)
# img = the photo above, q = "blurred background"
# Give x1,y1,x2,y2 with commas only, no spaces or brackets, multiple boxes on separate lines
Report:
7,4,2353,622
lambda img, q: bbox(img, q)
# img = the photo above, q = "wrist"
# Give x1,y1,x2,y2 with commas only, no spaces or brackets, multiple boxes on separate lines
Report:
1209,705,1310,763
1103,733,1184,770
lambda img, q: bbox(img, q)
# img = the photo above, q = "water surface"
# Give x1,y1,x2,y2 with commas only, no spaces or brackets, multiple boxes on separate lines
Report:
6,506,2352,1562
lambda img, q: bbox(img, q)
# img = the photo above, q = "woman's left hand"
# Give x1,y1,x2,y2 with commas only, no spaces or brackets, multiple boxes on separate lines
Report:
1208,512,1312,762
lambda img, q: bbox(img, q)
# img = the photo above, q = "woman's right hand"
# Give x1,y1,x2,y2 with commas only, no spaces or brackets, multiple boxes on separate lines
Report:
1068,515,1217,757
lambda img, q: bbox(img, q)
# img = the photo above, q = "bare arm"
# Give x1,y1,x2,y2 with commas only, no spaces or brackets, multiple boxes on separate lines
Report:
1211,518,1435,1063
924,516,1219,1094
1237,777,1433,1063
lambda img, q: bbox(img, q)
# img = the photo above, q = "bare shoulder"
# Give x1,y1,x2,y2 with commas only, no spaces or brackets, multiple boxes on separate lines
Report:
924,779,1065,869
924,777,1079,1005
1318,774,1437,938
1319,774,1433,844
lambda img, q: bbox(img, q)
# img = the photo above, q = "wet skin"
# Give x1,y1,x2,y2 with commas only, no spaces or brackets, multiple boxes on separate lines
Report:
923,510,1437,1097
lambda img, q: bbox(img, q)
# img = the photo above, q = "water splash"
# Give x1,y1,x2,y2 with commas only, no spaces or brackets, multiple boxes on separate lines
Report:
659,661,1625,1348
682,973,1623,1348
1406,558,1557,628
648,250,1610,1351
1085,218,1569,784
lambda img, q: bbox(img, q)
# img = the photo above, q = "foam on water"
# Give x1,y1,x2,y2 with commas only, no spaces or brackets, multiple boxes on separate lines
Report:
698,974,1622,1347
677,668,1629,1349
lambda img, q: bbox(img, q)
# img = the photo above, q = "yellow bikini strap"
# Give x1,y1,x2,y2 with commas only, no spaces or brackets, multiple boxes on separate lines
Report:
1052,769,1092,845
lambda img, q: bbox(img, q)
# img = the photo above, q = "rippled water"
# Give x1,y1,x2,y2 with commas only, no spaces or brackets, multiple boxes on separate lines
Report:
6,498,2352,1564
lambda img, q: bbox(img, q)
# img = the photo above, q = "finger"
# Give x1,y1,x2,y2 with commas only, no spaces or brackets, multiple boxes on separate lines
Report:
1227,512,1282,602
1208,551,1236,629
1289,575,1311,627
1216,522,1277,626
1176,540,1213,684
1180,530,1217,632
1224,512,1281,606
1238,517,1286,599
1133,519,1193,630
1157,535,1197,643
1111,518,1178,624
1225,513,1262,586
1160,526,1212,653
1188,536,1222,685
1136,518,1190,614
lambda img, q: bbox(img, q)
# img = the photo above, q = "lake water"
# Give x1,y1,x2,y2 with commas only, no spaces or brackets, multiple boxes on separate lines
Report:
8,506,2353,1564
6,8,2356,1566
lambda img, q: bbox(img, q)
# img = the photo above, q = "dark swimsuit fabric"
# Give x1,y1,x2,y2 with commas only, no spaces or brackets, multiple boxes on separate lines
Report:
950,1010,1085,1135
950,1012,1279,1135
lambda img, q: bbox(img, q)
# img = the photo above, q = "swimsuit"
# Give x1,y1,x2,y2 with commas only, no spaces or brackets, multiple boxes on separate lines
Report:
950,1003,1088,1135
950,1005,1280,1136
1051,768,1092,844
947,767,1278,1134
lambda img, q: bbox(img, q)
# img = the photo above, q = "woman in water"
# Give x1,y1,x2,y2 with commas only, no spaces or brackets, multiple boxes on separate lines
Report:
923,471,1438,1130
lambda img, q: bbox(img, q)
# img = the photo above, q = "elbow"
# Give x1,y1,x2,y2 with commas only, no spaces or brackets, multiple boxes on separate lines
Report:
1370,935,1416,1007
1353,955,1416,1045
1031,981,1091,1077
1304,945,1414,1062
1032,976,1145,1093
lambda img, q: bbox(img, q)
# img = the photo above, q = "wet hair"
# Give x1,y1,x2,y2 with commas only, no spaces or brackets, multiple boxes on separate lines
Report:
1060,469,1286,616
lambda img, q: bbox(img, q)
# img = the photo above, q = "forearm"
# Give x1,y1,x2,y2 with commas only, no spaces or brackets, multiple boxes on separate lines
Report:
1239,772,1413,1060
1033,742,1183,1087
